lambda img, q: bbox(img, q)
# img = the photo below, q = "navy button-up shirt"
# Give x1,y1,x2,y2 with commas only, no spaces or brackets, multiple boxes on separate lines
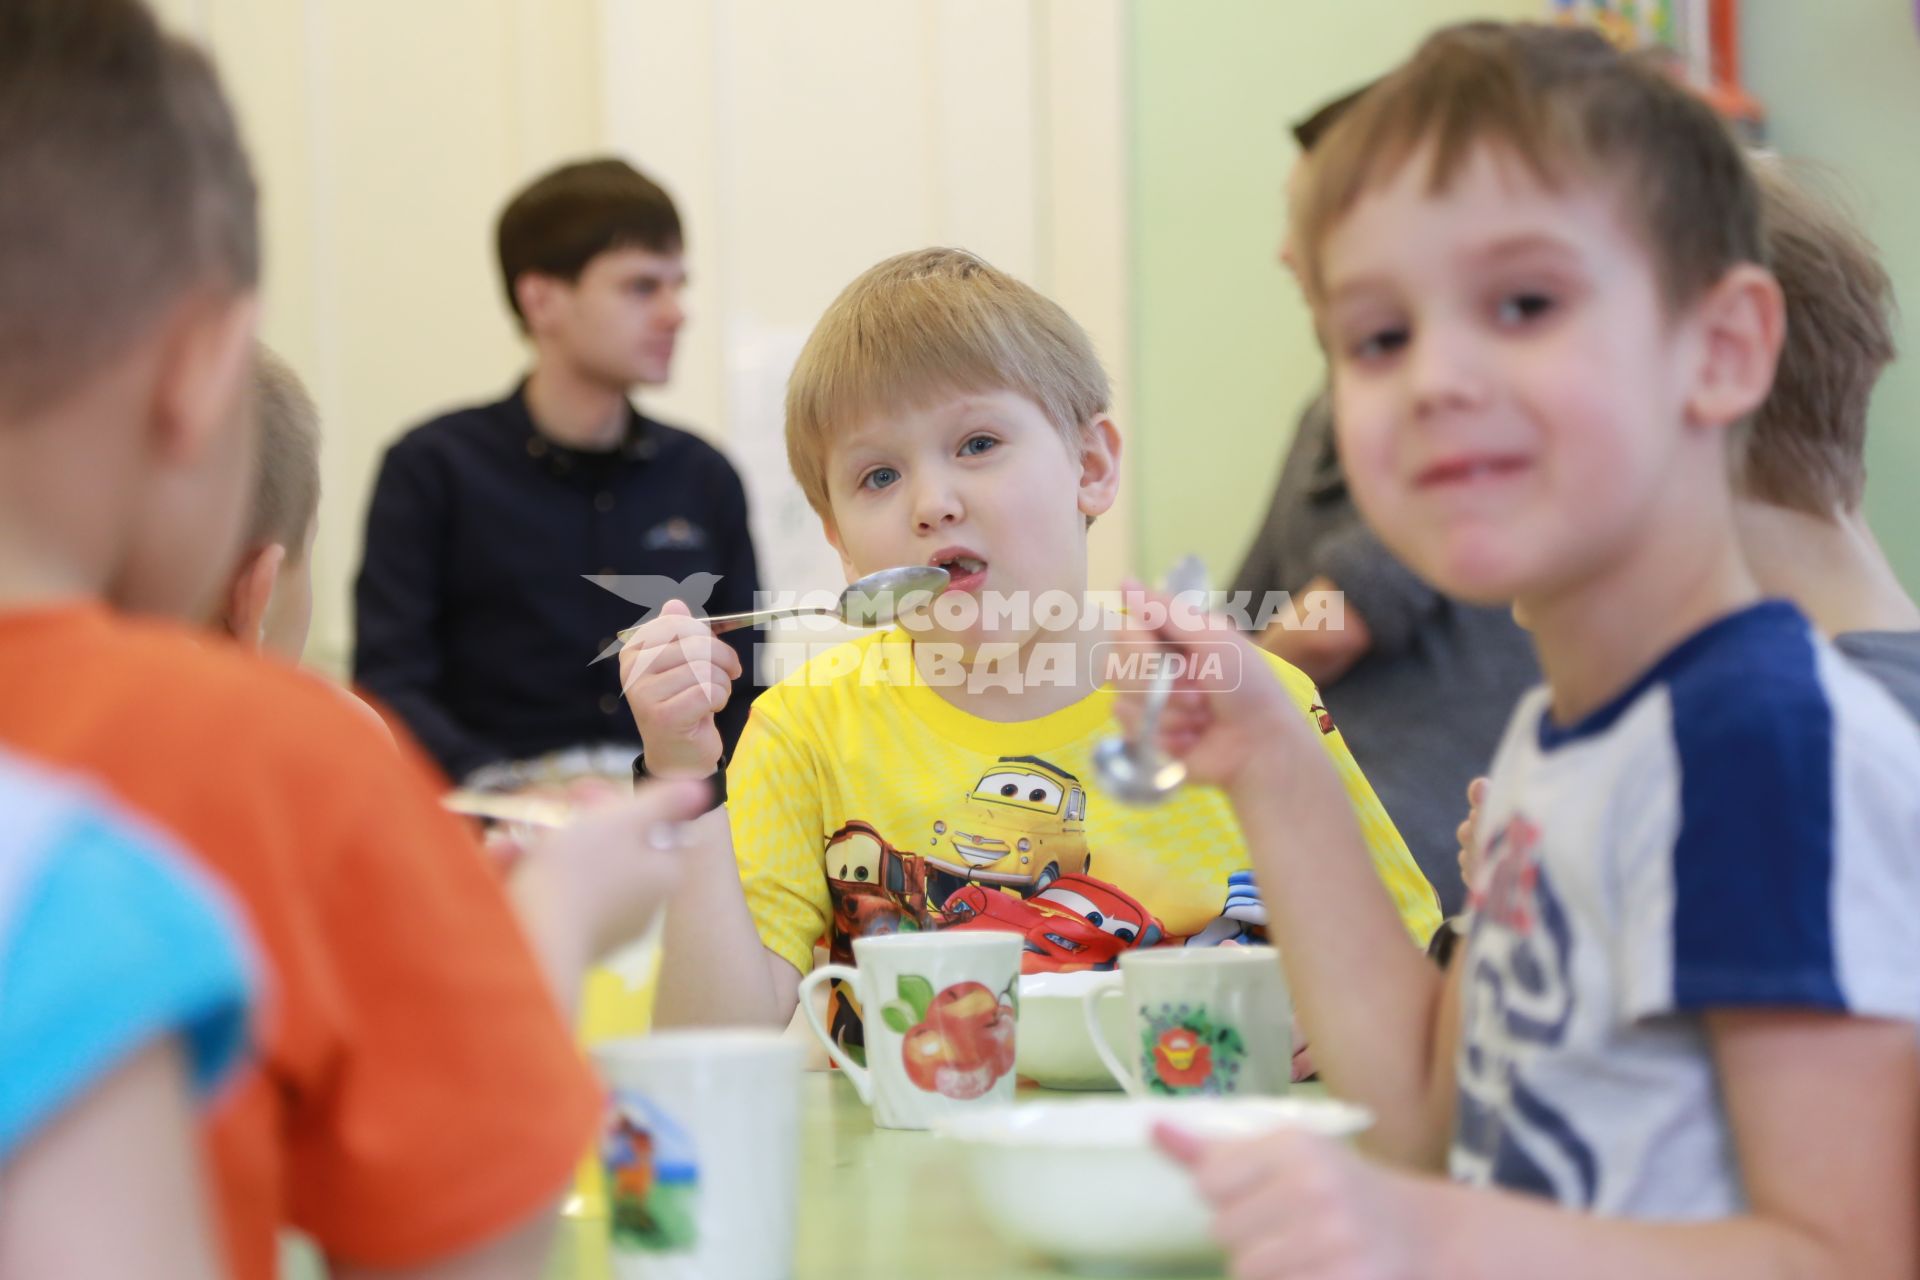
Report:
353,383,763,782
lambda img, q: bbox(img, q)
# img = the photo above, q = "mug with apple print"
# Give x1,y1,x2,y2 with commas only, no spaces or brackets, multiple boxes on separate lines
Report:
799,932,1021,1130
1081,946,1292,1098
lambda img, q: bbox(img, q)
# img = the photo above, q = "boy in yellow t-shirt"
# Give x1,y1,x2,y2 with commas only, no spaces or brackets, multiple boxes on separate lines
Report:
623,248,1438,1051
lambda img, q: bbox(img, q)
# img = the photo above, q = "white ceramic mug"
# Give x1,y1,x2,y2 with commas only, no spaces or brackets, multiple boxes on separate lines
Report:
798,932,1021,1130
1081,946,1292,1098
592,1030,804,1280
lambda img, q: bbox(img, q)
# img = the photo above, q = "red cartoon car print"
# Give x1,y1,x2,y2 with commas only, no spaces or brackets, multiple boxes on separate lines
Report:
942,874,1164,971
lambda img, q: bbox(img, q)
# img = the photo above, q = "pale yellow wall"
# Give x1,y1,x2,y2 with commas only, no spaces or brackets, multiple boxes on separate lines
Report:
599,0,1134,602
1127,0,1540,584
154,0,608,676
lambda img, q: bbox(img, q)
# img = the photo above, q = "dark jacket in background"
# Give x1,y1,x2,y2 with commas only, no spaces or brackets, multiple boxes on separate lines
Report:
354,383,763,784
1234,393,1539,915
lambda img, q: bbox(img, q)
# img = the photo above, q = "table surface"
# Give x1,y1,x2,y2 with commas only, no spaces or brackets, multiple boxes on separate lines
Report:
546,1070,1288,1279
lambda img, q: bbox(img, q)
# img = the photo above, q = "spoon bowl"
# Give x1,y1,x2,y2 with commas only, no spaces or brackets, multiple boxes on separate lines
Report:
834,563,953,629
1093,555,1209,806
1090,731,1189,806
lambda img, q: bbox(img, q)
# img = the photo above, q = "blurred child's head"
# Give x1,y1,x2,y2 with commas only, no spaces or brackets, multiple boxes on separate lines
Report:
1278,84,1371,279
215,346,321,659
1739,157,1896,520
784,248,1121,655
1294,23,1782,608
0,0,260,617
497,158,687,388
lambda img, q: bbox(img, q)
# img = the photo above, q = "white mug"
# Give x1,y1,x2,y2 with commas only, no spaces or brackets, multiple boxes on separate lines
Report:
592,1030,804,1280
798,932,1021,1130
1081,946,1292,1098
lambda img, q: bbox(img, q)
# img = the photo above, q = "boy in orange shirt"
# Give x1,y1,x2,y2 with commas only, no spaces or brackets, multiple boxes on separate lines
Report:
0,4,704,1277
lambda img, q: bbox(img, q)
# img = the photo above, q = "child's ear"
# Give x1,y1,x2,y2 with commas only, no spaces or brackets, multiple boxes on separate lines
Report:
1076,415,1123,520
152,292,260,464
1684,263,1785,432
221,543,286,651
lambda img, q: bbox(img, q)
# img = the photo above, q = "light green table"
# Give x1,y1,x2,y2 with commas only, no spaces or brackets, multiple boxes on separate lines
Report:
546,1071,1260,1279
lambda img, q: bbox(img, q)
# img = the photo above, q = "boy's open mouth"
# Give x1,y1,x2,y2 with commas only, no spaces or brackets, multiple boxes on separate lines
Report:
928,548,988,591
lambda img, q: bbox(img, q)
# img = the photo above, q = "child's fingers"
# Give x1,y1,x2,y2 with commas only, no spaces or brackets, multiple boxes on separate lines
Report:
1186,1135,1290,1206
633,776,714,825
562,776,626,808
620,609,727,669
628,657,734,708
1466,775,1490,805
649,683,730,735
559,777,711,859
1151,1122,1209,1168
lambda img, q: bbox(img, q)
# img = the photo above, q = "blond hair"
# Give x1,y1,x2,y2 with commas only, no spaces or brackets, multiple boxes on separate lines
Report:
244,346,322,561
1743,158,1896,515
785,248,1109,518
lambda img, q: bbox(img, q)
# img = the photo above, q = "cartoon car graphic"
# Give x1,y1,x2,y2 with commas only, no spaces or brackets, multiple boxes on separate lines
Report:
825,821,929,961
926,756,1090,896
942,874,1164,970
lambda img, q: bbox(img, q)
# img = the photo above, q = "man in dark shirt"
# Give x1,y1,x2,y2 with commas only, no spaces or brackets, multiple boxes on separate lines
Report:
355,158,761,789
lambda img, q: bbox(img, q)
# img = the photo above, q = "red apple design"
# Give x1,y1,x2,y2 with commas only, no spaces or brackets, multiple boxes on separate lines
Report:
1153,1027,1214,1090
885,976,1017,1100
927,982,999,1061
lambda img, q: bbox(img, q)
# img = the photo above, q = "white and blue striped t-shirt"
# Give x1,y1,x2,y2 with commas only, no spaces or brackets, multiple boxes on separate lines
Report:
1452,601,1920,1218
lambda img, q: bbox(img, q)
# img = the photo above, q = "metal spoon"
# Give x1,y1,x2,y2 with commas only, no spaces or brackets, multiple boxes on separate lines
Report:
617,563,949,641
1093,555,1210,806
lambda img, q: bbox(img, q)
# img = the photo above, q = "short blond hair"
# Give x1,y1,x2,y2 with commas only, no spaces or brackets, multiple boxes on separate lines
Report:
245,345,322,561
785,248,1109,519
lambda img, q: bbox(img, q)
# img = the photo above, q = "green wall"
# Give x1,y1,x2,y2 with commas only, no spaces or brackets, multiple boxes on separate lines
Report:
1744,3,1920,595
1127,0,1537,585
1129,1,1920,595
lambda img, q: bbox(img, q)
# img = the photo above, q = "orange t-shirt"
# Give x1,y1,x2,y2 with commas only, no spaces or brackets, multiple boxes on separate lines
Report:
0,604,599,1279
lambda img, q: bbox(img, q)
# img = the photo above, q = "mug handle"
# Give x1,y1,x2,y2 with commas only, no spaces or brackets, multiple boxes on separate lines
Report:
797,963,873,1104
1081,973,1145,1098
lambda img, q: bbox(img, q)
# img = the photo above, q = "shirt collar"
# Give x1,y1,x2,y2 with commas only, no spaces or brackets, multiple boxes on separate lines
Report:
508,379,660,468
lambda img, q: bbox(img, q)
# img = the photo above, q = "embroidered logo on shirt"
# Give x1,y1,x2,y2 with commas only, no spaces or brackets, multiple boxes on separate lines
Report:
642,517,709,551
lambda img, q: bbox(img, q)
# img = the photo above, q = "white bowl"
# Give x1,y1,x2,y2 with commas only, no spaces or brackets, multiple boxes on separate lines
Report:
936,1096,1371,1272
1015,970,1131,1090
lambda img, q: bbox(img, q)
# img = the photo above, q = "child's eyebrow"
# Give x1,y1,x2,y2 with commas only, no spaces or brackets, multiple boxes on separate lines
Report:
1467,232,1583,268
1322,273,1398,311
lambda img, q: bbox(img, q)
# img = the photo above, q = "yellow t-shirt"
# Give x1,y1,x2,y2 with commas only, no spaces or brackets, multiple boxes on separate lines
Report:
729,630,1439,1039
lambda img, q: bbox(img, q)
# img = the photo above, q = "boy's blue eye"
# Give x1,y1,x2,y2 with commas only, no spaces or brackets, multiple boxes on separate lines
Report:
861,467,900,491
960,435,997,456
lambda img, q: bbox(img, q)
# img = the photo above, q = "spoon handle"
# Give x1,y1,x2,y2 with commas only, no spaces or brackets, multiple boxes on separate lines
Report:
617,604,836,642
1134,554,1211,743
